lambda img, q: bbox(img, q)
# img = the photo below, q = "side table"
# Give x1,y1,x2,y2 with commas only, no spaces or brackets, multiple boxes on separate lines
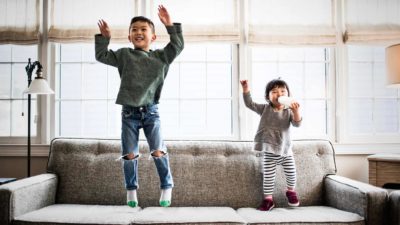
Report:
0,178,17,185
368,154,400,188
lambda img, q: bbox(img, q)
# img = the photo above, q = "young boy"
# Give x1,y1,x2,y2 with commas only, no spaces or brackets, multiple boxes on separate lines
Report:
95,5,184,208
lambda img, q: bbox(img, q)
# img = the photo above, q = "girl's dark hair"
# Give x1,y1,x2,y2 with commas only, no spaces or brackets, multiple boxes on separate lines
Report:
265,78,291,101
129,16,155,33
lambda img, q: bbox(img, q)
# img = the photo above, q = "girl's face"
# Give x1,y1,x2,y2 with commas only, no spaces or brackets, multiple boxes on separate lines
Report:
268,86,288,107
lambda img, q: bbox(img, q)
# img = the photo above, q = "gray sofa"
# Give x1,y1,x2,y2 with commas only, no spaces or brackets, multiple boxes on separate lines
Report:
389,190,400,225
0,138,388,225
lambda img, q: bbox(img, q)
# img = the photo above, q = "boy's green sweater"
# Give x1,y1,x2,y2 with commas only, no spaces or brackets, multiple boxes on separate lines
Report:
95,23,184,107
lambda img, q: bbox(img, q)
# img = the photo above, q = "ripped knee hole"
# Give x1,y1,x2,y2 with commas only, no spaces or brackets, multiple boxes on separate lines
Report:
151,150,166,158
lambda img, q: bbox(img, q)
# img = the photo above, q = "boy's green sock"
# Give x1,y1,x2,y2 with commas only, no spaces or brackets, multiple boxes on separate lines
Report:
127,190,138,207
159,188,172,207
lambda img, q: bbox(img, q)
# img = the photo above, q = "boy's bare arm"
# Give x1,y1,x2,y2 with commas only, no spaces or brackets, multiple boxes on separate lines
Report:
97,19,111,38
158,5,173,26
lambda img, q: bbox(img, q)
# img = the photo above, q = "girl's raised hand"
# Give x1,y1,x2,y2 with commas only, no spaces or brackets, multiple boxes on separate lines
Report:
240,80,250,93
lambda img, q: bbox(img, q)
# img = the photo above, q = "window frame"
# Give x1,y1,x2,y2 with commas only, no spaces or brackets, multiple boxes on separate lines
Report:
338,44,400,144
0,44,43,145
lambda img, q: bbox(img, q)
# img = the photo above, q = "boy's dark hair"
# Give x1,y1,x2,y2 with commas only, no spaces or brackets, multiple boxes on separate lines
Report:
129,16,155,33
265,78,291,101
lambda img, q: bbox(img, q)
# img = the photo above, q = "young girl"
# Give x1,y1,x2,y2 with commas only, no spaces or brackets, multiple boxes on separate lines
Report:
240,78,302,211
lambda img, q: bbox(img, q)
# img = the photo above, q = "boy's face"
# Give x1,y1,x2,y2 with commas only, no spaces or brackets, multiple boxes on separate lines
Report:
128,21,156,51
268,86,288,106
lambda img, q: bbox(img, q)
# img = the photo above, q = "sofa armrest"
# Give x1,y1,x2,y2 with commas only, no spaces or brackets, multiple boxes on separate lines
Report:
389,190,400,225
0,173,58,225
324,175,388,225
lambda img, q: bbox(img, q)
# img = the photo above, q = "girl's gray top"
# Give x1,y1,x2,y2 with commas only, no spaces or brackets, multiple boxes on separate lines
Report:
243,92,301,156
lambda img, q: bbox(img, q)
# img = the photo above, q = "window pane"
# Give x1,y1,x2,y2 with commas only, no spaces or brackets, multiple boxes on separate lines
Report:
82,64,108,99
278,48,304,61
178,44,206,61
0,45,11,62
60,44,82,62
59,64,82,99
207,63,231,98
279,63,304,98
0,101,11,136
108,101,121,137
0,45,38,139
207,44,232,61
346,45,400,139
305,48,326,61
348,99,373,134
305,63,326,98
207,100,232,135
82,45,96,62
11,100,36,136
374,99,399,133
180,100,207,135
159,100,180,136
55,43,131,138
251,63,278,99
12,64,29,99
180,63,206,99
300,99,326,135
108,67,120,99
12,45,37,62
348,46,373,61
348,62,373,97
82,101,107,137
59,101,82,136
374,62,396,97
0,64,11,98
162,64,180,99
164,43,233,138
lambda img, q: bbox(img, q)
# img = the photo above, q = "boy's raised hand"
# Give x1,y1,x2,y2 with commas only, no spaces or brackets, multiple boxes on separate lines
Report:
97,19,111,38
158,5,173,26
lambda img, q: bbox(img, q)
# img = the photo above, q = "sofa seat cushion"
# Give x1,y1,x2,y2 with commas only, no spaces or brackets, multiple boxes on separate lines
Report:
237,206,364,225
13,204,141,225
132,207,246,224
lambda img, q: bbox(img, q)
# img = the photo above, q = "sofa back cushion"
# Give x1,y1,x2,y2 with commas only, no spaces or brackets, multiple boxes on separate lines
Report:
47,139,336,208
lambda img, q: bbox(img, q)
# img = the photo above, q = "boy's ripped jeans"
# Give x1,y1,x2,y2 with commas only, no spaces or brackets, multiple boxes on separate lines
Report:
120,104,173,190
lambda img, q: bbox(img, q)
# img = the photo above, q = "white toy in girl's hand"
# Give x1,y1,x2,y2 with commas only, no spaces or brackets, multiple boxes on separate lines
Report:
278,96,294,107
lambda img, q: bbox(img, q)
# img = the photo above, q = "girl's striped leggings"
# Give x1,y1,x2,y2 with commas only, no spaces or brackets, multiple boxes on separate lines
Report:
262,151,297,196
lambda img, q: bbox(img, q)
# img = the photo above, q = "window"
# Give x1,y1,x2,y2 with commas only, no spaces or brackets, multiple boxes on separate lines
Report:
0,45,38,139
158,43,234,138
247,46,332,140
344,45,400,143
55,43,122,138
55,43,235,139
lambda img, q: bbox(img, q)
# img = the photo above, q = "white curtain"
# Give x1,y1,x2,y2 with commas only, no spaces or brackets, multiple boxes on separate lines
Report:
248,0,336,45
344,0,400,45
48,0,136,43
0,0,40,44
151,0,239,42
